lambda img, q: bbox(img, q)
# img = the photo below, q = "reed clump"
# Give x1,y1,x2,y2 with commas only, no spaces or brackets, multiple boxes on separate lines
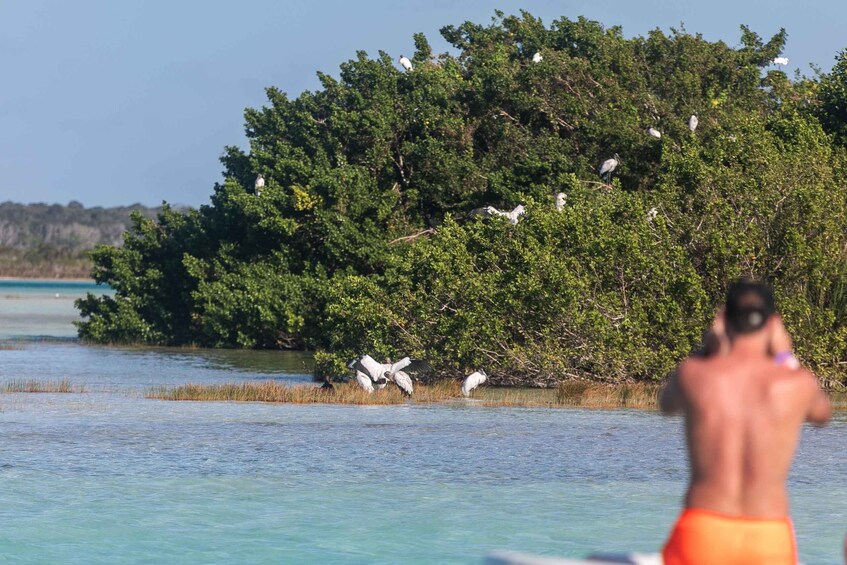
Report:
2,379,79,393
826,389,847,410
148,380,462,405
148,379,663,409
556,382,661,409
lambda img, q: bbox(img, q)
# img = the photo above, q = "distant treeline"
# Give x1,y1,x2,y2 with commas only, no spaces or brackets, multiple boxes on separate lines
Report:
0,201,162,278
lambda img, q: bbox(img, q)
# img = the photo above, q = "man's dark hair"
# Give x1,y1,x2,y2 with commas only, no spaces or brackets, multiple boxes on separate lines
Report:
725,280,776,334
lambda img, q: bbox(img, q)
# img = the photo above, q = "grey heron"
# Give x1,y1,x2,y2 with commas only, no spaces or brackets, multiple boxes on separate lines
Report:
688,115,699,133
647,127,662,139
532,52,543,63
462,369,488,397
399,55,413,72
254,174,265,196
555,192,566,211
599,154,619,184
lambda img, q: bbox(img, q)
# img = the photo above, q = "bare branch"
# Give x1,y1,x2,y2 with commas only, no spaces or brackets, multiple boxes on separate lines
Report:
388,228,436,245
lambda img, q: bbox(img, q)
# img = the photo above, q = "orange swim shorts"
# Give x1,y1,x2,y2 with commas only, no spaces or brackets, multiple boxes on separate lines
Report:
662,507,797,565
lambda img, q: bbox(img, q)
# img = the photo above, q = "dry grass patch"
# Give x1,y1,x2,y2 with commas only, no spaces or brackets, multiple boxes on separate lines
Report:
2,379,80,393
147,379,663,409
556,382,661,409
827,390,847,410
148,380,464,405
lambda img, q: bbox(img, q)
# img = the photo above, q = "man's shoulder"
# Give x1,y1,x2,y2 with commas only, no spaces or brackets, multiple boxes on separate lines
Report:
768,364,818,389
677,354,725,377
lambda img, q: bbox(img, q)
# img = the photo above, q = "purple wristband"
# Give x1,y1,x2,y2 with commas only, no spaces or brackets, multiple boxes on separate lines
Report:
774,351,800,369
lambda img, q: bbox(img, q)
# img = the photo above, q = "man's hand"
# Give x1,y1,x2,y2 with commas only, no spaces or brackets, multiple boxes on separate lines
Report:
768,315,793,355
702,309,728,357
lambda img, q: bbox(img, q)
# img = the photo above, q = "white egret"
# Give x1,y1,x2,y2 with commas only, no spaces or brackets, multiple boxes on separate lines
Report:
532,52,543,63
555,192,566,211
647,207,658,222
384,357,430,378
355,371,375,393
347,355,386,392
469,204,525,224
772,57,789,66
399,55,413,72
462,369,488,397
254,174,265,196
468,206,499,219
348,355,385,383
647,127,662,139
349,355,429,394
387,370,414,396
688,114,699,133
504,204,525,225
599,153,619,184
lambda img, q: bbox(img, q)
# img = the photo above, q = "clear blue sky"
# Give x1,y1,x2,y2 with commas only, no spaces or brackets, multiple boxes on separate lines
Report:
1,0,845,208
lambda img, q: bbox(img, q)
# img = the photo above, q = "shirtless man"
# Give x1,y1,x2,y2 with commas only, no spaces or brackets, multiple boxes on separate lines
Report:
660,280,831,564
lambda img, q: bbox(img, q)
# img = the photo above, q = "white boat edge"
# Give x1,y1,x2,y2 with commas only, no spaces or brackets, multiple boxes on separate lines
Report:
484,550,663,565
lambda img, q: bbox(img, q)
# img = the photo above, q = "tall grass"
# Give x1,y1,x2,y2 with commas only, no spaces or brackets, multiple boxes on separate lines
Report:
149,381,461,405
148,380,662,409
2,379,79,393
556,382,661,408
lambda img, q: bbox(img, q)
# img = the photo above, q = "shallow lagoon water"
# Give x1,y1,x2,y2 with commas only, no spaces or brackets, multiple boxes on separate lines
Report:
0,281,844,563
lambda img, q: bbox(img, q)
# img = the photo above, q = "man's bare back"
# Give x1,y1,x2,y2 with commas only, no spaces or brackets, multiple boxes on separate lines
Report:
667,347,830,517
661,281,831,564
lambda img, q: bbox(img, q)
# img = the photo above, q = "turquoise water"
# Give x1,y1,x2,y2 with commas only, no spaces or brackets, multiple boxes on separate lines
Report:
0,280,844,563
0,279,111,340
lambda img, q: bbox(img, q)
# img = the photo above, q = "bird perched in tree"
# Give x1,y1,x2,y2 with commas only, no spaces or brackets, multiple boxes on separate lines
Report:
468,204,525,225
468,205,499,218
462,369,488,397
504,204,525,225
532,52,543,63
688,115,699,133
254,174,265,196
647,127,662,139
555,192,566,211
399,55,413,71
647,207,659,222
599,154,620,184
772,57,789,66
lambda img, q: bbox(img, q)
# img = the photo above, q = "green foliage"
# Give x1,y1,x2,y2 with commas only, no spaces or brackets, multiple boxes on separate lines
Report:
817,49,847,147
77,12,847,384
319,193,706,383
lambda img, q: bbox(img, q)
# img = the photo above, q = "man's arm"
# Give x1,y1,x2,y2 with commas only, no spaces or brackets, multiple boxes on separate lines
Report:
659,366,684,414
